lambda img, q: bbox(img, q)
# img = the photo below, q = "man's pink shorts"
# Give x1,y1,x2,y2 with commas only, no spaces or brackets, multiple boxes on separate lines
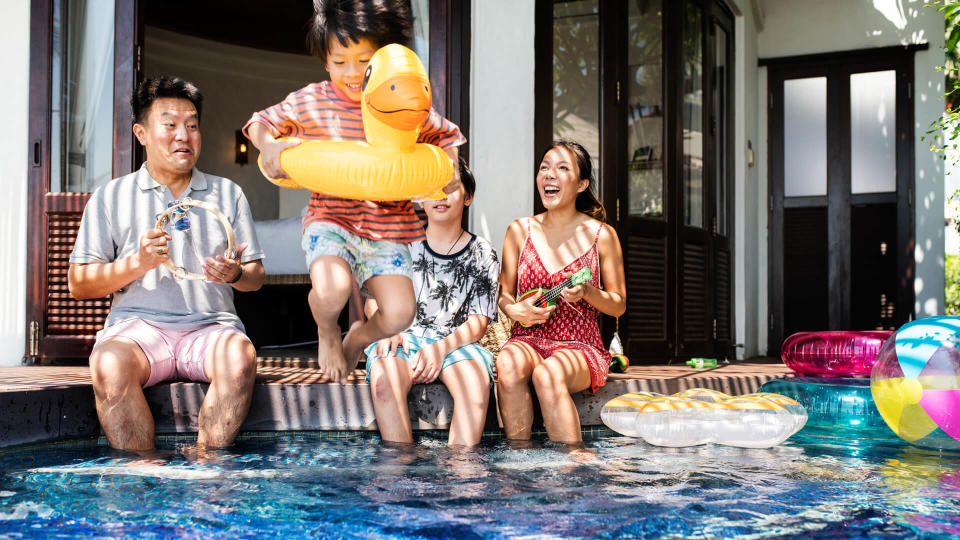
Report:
94,318,246,388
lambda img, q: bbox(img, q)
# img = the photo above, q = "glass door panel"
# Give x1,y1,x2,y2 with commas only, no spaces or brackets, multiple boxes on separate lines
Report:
626,0,663,219
783,77,827,197
682,5,703,228
713,24,728,236
52,0,115,193
552,0,600,182
850,70,896,194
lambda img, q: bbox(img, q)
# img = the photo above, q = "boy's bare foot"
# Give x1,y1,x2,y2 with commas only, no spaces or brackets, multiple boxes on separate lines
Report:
341,320,367,381
317,322,348,383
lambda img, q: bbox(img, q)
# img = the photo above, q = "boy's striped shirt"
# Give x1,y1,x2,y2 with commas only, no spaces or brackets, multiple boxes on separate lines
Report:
243,81,465,243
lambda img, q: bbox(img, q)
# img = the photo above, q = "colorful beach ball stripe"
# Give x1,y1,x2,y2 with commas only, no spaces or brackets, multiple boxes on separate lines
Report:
871,316,960,449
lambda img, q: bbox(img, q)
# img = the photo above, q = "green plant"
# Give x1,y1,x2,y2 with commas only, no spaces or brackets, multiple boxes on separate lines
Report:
925,1,960,162
947,254,960,314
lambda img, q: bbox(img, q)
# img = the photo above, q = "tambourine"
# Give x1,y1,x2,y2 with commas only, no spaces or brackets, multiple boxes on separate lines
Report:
154,197,236,280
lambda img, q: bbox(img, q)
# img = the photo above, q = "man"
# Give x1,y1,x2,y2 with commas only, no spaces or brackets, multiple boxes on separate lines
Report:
68,76,265,451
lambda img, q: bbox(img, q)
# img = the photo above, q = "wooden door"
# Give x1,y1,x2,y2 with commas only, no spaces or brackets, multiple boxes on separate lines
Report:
708,9,734,358
25,0,140,362
619,0,672,360
674,1,713,359
630,1,734,361
536,0,734,363
767,48,917,351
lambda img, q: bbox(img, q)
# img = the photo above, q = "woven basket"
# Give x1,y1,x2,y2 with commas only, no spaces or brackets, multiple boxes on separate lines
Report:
480,308,513,378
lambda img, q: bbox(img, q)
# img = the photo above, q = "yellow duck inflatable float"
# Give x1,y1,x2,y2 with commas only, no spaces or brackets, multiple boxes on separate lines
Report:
259,44,452,201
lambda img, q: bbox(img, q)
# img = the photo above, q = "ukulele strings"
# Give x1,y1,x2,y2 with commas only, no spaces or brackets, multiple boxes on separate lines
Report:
542,277,574,303
535,275,575,307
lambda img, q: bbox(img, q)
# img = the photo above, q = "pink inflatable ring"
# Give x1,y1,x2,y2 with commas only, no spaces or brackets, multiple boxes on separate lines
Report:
780,331,893,378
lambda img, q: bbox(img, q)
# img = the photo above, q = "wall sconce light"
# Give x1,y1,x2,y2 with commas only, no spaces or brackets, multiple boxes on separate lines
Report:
235,129,248,166
747,140,755,168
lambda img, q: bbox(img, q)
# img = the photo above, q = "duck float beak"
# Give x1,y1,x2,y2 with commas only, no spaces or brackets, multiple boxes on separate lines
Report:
365,75,431,132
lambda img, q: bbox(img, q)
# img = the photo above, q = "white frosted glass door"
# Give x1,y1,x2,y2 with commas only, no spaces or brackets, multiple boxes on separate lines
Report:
783,77,827,197
850,70,896,194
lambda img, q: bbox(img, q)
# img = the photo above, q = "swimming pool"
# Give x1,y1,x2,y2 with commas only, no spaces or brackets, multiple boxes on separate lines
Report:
1,429,958,538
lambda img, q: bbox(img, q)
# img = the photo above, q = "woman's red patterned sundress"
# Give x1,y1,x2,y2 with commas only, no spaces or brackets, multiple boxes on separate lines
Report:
506,219,611,392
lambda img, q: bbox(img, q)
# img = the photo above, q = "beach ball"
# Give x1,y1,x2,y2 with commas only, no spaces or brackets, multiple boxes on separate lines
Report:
871,317,960,450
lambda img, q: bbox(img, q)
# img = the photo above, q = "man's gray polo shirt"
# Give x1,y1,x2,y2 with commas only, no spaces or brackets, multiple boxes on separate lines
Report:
70,165,264,332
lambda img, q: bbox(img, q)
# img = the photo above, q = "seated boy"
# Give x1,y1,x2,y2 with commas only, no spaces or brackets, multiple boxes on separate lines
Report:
365,160,499,446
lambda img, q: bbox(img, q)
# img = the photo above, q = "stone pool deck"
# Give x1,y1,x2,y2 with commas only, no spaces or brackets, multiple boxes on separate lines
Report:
0,355,792,448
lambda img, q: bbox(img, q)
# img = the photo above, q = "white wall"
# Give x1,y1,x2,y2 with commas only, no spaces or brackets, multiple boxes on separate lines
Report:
469,0,536,248
0,1,29,366
144,27,316,221
730,0,763,359
758,0,946,319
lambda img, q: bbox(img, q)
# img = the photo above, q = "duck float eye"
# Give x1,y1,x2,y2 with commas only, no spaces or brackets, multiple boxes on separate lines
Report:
258,44,451,201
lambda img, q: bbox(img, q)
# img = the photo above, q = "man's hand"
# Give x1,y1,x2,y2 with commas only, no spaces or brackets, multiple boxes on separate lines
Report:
258,138,301,180
411,341,445,384
137,228,171,270
203,243,247,284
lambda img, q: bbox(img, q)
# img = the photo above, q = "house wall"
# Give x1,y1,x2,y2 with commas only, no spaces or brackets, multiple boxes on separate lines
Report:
757,0,946,323
468,0,536,248
730,0,763,359
0,1,30,366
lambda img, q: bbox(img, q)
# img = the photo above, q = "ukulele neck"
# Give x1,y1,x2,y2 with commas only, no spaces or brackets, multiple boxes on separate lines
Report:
536,276,574,306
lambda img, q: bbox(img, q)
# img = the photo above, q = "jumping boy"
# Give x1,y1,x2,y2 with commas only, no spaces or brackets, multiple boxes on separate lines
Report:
244,0,464,383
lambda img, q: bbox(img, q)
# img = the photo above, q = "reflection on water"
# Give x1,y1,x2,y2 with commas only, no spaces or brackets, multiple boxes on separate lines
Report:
1,431,959,538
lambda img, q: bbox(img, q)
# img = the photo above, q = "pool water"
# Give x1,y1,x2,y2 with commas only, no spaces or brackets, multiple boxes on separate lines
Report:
1,429,959,539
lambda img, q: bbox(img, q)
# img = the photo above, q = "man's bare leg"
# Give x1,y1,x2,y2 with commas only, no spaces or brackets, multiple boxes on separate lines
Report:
197,332,257,448
89,338,153,451
307,256,354,382
342,274,415,374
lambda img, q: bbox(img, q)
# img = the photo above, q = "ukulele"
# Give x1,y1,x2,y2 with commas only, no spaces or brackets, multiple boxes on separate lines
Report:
516,267,592,327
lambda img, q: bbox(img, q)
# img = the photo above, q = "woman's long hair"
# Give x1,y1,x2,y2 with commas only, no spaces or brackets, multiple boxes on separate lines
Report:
539,140,606,222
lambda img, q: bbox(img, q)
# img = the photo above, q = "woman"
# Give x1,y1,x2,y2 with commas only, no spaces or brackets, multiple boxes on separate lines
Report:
497,140,626,444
